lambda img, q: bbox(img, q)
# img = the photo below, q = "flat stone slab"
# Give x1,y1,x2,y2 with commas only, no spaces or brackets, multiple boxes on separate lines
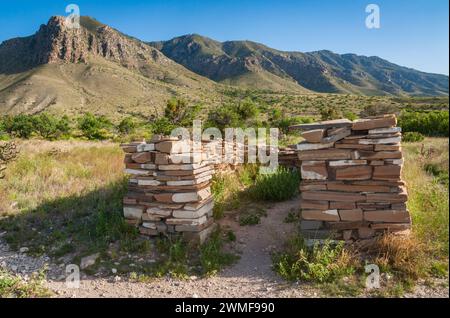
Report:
290,119,353,131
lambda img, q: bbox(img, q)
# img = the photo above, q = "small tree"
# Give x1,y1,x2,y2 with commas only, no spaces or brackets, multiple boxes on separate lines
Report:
78,113,112,140
33,113,60,140
236,97,259,120
118,117,136,134
207,105,242,131
4,115,35,138
56,115,71,138
320,106,342,121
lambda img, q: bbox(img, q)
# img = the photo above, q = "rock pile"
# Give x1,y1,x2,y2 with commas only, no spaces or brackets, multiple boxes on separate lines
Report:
0,141,18,179
291,115,410,241
121,136,217,243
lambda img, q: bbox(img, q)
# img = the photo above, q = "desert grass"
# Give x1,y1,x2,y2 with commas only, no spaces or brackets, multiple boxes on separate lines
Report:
0,140,124,215
402,138,449,258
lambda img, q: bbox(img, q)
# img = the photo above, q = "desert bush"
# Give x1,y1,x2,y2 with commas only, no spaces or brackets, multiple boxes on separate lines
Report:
344,111,358,121
118,117,136,134
320,106,342,121
399,110,449,136
77,113,113,140
272,116,313,135
272,236,355,283
402,131,425,142
33,113,71,140
235,97,259,120
2,115,35,138
151,117,176,135
207,104,242,131
164,98,202,127
248,167,300,201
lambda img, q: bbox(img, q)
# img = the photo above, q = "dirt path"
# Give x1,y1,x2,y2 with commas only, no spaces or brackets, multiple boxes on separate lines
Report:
1,197,448,298
46,196,321,298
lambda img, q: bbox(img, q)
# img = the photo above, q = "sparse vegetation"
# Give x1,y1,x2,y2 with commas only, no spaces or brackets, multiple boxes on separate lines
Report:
199,230,239,276
0,269,51,298
249,167,300,201
403,131,425,142
238,206,267,226
273,236,356,283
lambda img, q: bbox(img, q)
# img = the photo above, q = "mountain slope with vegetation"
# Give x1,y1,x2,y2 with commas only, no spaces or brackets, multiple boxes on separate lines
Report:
0,16,220,119
150,34,449,96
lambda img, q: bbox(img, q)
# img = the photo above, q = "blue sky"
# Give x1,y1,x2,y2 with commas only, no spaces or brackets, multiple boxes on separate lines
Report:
0,0,448,75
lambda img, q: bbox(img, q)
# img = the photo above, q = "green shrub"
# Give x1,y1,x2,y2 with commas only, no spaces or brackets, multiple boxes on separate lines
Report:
249,167,300,201
207,105,242,131
403,131,425,143
236,97,259,120
33,113,71,140
118,117,136,134
77,113,112,140
399,110,449,136
56,115,71,137
151,117,176,135
424,163,449,186
164,98,201,127
2,115,35,138
320,106,342,121
272,116,313,135
344,111,358,121
272,236,355,283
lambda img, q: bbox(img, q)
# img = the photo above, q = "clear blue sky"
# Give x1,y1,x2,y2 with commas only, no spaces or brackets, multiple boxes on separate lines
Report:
1,0,448,75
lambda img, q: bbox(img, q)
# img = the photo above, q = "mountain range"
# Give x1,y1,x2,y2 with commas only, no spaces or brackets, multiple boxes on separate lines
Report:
0,16,448,118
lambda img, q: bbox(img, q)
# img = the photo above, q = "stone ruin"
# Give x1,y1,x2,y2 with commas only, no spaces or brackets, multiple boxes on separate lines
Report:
291,114,410,241
121,114,410,244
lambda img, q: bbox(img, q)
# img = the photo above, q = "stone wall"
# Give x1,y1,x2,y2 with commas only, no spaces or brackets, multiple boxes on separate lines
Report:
120,135,223,244
291,114,410,241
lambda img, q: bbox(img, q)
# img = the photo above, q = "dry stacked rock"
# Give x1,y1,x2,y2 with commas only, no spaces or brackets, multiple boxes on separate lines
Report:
0,141,18,179
121,135,217,243
292,115,410,241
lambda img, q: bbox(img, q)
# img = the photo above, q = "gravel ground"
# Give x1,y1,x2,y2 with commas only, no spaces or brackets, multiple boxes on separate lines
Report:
1,198,448,298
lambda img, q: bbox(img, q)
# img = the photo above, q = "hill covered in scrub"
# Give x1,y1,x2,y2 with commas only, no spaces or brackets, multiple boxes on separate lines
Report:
0,16,448,121
150,34,448,96
0,16,220,119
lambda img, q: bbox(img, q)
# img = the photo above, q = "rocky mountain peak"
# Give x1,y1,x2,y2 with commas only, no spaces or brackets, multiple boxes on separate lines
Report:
0,16,168,74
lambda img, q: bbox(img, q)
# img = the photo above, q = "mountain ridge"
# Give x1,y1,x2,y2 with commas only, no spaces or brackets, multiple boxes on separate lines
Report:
148,34,448,96
0,16,448,119
0,16,220,118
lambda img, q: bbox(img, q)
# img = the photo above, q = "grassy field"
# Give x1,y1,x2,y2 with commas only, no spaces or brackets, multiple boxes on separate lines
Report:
0,136,448,297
